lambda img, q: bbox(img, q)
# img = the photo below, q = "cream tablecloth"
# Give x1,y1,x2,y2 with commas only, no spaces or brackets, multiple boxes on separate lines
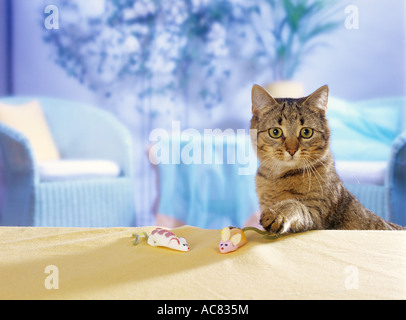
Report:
0,226,405,299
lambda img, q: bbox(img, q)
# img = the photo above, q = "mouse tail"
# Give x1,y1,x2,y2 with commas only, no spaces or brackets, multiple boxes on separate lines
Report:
132,232,149,246
242,226,280,239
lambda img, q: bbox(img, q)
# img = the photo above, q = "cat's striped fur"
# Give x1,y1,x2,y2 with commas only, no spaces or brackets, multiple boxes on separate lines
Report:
250,84,404,233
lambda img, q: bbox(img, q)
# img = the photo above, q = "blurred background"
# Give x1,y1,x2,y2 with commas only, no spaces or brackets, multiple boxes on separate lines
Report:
0,0,405,228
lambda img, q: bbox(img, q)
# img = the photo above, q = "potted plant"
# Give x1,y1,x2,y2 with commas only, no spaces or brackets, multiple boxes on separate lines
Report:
252,0,342,97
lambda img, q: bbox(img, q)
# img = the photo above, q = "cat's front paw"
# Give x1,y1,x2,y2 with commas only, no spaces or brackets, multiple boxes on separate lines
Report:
260,200,310,234
260,208,286,234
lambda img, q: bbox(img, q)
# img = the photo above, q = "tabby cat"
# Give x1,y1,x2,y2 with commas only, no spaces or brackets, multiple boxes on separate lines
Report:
250,84,404,233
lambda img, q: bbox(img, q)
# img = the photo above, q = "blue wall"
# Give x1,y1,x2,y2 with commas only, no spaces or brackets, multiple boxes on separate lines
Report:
294,0,406,100
0,0,8,96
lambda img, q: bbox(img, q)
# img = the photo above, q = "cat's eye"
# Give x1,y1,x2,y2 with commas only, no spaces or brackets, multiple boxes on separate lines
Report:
300,127,313,139
268,128,283,139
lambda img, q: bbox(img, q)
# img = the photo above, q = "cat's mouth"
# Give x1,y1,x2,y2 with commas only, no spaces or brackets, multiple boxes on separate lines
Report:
284,150,300,161
285,155,300,167
263,148,313,169
277,150,308,168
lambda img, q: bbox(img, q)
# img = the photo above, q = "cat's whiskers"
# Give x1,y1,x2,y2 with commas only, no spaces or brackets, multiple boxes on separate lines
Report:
301,158,312,198
305,154,336,195
302,158,318,198
302,157,325,197
306,153,330,171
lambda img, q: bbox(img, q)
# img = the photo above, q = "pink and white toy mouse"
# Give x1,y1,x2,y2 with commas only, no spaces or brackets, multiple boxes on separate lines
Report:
219,227,247,253
219,226,280,254
133,227,190,252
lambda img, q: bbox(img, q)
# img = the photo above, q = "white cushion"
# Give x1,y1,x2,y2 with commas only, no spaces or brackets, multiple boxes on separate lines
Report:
38,160,121,182
335,161,387,185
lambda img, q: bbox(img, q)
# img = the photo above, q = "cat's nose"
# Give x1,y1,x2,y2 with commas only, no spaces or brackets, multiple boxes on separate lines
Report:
287,149,297,156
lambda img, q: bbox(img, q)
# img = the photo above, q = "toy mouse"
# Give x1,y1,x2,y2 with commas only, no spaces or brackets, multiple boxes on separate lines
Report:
133,227,190,252
219,226,279,254
219,227,247,253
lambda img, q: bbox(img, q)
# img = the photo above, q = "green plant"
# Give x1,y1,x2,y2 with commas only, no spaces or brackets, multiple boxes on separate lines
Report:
255,0,342,81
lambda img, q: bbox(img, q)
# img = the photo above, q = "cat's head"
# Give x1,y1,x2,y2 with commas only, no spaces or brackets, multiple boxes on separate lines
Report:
250,84,331,170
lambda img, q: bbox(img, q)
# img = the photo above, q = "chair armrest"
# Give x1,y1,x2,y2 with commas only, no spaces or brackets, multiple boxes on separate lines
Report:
0,122,39,183
0,123,39,225
386,130,406,226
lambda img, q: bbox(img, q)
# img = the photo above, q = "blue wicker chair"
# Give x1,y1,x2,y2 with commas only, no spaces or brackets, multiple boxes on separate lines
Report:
0,97,135,227
327,96,406,227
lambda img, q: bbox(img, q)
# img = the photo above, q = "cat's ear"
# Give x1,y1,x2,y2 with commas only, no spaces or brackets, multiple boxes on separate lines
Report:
303,85,329,113
251,84,277,115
